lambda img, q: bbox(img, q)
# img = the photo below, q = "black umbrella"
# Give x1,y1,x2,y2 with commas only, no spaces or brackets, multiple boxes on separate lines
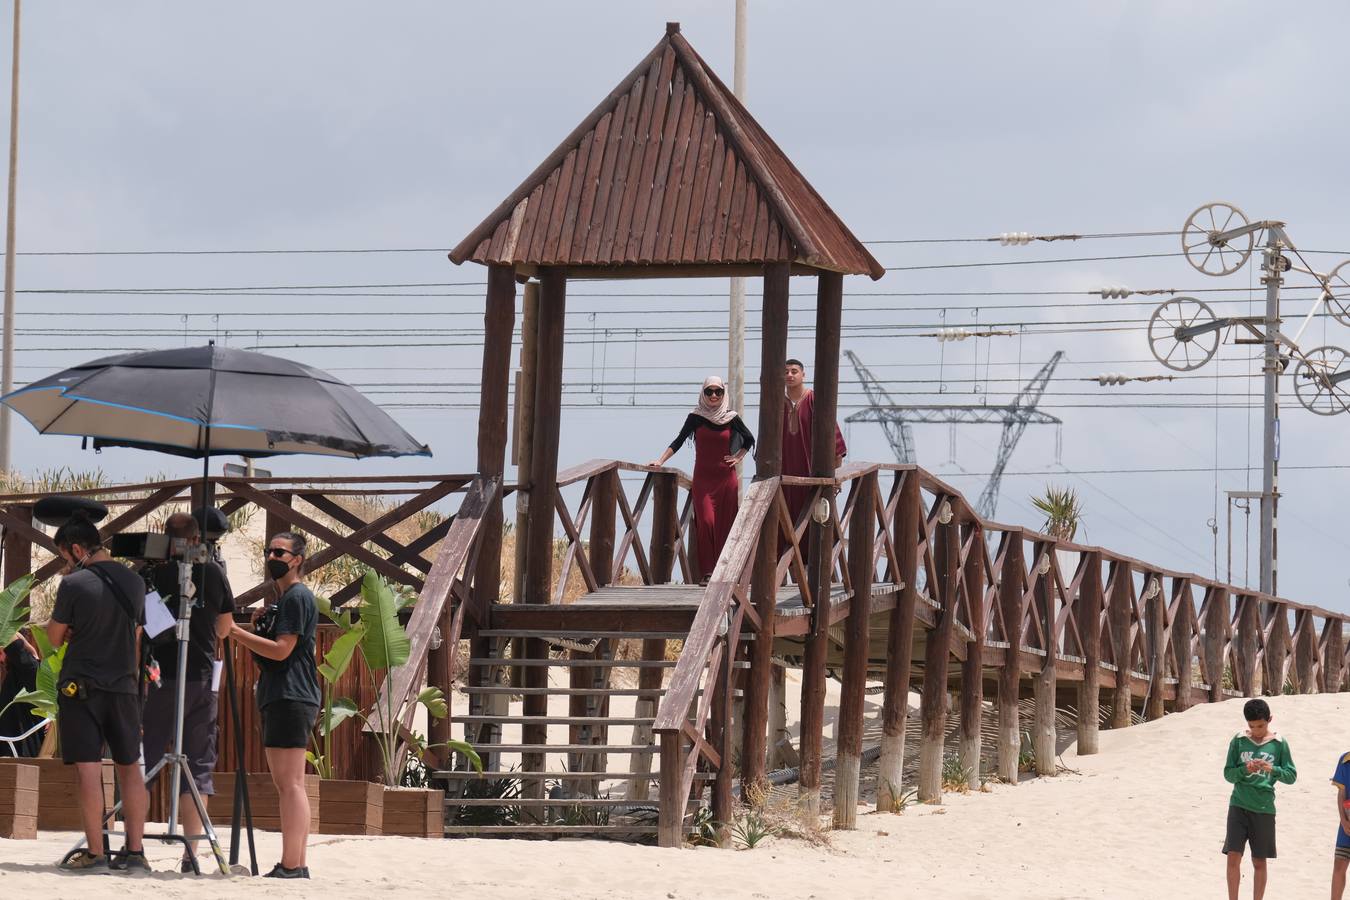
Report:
0,344,430,459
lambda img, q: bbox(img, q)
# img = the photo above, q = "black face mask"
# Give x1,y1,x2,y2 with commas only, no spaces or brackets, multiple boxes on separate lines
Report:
265,558,292,581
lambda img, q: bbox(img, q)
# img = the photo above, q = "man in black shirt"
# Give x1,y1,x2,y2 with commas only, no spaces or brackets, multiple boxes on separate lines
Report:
46,513,149,873
141,512,235,870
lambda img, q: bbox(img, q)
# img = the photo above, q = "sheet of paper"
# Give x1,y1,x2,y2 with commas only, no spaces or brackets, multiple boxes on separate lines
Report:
211,659,223,692
143,590,175,639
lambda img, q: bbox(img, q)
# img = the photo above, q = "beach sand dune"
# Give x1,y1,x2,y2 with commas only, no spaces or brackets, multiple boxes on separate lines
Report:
2,693,1345,899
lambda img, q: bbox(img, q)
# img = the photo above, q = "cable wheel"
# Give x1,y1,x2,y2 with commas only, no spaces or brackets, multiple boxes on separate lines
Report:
1148,297,1220,372
1321,260,1350,328
1181,202,1254,276
1293,345,1350,416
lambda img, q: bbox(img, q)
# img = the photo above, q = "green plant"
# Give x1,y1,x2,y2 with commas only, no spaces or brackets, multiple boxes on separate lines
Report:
0,575,33,648
2,622,65,727
941,754,973,793
305,596,365,780
1017,731,1036,773
1031,485,1083,541
555,795,611,827
351,570,480,786
450,771,522,827
878,779,918,814
728,809,778,849
687,805,719,847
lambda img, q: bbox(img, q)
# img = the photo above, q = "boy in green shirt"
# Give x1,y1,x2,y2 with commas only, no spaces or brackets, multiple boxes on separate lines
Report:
1222,698,1297,900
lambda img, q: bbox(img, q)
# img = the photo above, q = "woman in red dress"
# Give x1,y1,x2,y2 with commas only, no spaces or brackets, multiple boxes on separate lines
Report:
651,376,756,583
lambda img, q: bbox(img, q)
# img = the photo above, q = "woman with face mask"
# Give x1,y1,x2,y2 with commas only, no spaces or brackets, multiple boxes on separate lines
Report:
227,532,320,879
650,375,756,583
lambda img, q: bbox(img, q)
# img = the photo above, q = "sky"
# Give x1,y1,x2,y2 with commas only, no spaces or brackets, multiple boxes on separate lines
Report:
6,1,1350,606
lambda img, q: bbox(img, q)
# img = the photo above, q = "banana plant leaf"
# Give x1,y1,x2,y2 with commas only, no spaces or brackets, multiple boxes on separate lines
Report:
357,569,410,672
0,575,33,648
318,697,360,737
318,623,365,684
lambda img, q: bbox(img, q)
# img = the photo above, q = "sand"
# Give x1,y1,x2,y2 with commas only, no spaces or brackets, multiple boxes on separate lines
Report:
3,692,1346,898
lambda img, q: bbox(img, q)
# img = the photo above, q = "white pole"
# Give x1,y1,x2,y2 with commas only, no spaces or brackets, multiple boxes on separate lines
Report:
0,0,19,474
727,0,748,418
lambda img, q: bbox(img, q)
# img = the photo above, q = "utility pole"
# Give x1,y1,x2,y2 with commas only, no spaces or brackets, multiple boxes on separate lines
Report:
1259,229,1283,596
0,0,19,474
727,0,747,416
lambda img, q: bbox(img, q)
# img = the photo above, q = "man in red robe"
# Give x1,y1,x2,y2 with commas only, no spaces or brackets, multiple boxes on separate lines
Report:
781,358,847,531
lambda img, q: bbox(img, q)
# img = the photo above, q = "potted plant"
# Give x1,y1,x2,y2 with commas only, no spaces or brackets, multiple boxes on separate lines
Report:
347,571,480,837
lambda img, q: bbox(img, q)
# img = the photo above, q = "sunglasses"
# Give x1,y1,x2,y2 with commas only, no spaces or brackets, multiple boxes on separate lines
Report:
703,387,725,397
265,547,295,558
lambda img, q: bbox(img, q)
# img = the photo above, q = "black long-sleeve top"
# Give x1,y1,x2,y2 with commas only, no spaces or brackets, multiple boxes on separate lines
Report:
668,414,756,455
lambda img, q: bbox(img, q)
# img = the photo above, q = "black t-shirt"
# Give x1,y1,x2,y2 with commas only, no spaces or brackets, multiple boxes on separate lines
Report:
253,582,321,710
50,560,146,695
148,559,236,682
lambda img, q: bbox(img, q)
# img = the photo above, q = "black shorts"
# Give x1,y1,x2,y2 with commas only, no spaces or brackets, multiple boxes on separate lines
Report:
261,700,318,749
58,688,141,766
1223,804,1277,859
142,679,218,795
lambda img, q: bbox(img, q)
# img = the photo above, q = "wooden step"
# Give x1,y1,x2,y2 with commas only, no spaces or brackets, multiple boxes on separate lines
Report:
444,825,660,836
469,657,680,668
490,604,697,633
447,798,669,808
466,744,657,754
476,630,691,640
435,770,711,780
461,686,667,697
454,715,654,726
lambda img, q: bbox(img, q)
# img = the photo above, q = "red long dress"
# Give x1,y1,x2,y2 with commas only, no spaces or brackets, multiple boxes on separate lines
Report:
691,425,740,582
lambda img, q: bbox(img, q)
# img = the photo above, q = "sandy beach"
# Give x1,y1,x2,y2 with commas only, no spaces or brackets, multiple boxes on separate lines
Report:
3,692,1344,899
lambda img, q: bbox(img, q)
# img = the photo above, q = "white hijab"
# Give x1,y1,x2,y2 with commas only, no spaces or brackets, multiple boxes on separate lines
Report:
694,375,737,426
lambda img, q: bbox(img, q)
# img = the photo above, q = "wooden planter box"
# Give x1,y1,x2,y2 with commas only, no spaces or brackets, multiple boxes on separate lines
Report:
381,787,441,838
0,757,114,831
207,772,320,833
319,780,383,835
0,762,38,839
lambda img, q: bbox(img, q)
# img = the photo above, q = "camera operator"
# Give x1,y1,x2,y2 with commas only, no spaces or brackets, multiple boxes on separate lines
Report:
46,512,150,874
228,531,319,880
141,512,234,872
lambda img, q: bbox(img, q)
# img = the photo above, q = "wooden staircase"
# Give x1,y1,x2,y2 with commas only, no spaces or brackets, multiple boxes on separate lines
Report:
437,592,731,839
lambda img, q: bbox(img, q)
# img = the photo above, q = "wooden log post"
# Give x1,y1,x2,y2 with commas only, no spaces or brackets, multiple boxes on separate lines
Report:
2,503,32,587
1203,587,1229,703
797,269,842,823
834,472,876,829
521,267,566,807
262,492,292,550
1076,550,1103,754
1170,578,1195,713
1235,595,1260,697
1108,560,1133,728
437,264,516,762
918,498,958,804
877,470,920,809
1144,571,1167,722
1031,540,1057,777
1294,610,1316,694
995,530,1026,784
510,279,539,688
1323,618,1344,694
741,261,789,803
1262,602,1290,696
570,468,616,791
629,471,679,802
959,520,985,791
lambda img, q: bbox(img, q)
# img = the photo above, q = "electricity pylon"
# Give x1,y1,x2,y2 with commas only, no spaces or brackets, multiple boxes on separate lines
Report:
844,350,1064,519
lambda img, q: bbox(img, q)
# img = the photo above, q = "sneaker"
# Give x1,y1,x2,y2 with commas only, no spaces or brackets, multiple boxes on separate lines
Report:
58,849,109,873
109,848,153,875
263,862,310,879
180,855,196,874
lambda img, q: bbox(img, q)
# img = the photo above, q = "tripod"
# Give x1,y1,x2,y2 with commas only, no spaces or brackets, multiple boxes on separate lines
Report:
62,555,232,875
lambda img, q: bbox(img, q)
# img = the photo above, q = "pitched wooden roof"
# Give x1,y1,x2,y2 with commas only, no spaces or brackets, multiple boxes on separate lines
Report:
449,23,884,280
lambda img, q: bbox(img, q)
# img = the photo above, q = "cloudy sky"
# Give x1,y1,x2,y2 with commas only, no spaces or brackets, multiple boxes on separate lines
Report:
7,1,1350,606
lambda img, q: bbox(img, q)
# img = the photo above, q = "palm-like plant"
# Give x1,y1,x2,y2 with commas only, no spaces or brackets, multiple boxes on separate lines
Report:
0,575,33,649
1031,485,1083,541
311,570,480,785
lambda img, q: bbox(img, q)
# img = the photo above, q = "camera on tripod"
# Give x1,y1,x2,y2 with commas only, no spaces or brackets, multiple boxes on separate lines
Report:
108,531,213,565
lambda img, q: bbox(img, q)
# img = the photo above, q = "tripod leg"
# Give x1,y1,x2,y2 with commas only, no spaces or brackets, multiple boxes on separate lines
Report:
223,650,258,875
179,757,230,876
